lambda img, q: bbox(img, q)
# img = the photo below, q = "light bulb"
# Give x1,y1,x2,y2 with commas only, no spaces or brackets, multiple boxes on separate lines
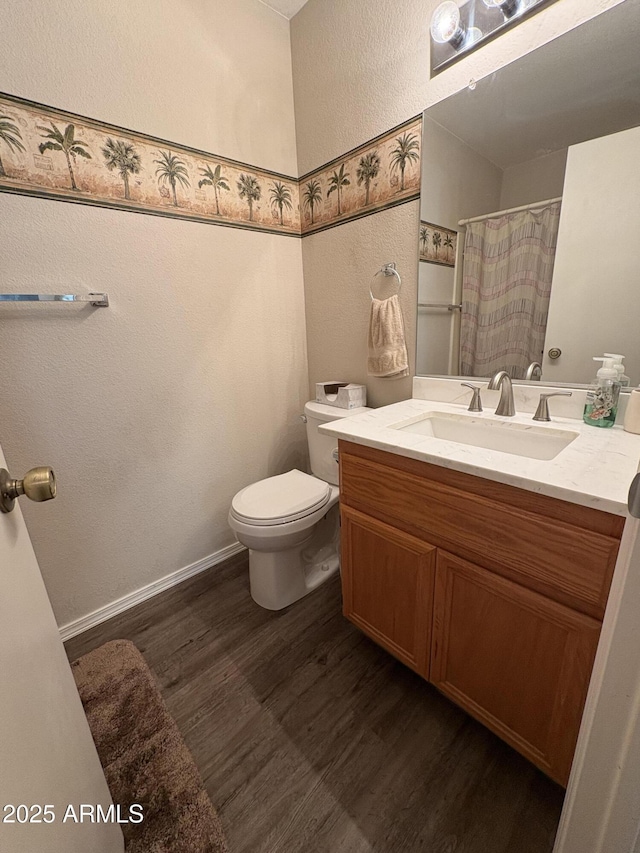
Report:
430,2,465,48
482,0,522,17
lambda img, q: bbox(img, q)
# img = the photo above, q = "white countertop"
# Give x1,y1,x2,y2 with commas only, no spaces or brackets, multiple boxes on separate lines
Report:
320,396,640,516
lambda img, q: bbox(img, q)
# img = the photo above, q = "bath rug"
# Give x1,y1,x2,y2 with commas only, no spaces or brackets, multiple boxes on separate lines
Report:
71,639,227,853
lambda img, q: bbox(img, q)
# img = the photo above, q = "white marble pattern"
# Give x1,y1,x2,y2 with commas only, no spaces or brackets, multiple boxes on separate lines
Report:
320,379,640,516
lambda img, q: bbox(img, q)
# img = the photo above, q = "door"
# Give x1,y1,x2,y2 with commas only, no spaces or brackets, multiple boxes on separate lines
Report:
431,550,600,786
0,446,123,852
555,476,640,853
341,505,436,678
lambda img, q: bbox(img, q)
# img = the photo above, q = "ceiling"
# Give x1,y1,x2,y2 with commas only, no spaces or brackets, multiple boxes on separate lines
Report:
258,0,310,19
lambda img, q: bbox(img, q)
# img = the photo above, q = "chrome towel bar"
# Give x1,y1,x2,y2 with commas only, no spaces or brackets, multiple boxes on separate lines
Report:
418,302,461,311
0,293,109,307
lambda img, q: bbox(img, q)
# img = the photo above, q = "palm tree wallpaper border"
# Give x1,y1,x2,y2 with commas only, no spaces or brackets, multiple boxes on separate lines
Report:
0,92,421,238
300,116,422,235
419,221,457,267
0,92,300,236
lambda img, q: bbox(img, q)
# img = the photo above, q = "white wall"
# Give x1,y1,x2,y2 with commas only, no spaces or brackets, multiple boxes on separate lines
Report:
500,149,568,209
0,0,307,629
291,0,627,406
2,0,298,173
543,125,640,385
420,117,503,231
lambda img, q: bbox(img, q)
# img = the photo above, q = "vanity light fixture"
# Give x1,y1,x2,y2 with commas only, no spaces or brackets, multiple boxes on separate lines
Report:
430,0,559,76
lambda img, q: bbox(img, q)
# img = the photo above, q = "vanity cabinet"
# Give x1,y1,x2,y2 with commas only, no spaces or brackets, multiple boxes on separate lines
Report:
338,440,625,785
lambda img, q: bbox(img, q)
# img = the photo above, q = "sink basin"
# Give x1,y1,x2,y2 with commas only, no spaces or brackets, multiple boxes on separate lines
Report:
389,411,579,460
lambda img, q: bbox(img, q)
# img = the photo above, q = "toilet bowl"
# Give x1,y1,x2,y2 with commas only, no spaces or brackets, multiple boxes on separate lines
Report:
228,401,369,610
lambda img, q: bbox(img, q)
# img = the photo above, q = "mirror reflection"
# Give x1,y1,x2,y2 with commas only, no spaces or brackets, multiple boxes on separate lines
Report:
417,1,640,387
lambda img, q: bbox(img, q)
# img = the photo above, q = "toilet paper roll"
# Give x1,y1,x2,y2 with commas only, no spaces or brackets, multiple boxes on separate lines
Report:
623,389,640,434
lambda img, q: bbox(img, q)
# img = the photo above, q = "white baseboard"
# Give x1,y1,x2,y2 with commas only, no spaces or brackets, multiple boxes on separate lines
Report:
59,541,246,642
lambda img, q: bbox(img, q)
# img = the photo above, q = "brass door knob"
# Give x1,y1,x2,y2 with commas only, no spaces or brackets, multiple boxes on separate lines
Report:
0,467,56,513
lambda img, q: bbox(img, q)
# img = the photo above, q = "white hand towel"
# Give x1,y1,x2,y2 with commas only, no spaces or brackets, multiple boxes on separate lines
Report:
367,294,409,378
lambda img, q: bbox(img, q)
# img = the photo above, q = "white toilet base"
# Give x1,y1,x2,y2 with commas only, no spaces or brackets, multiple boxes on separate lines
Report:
248,506,340,610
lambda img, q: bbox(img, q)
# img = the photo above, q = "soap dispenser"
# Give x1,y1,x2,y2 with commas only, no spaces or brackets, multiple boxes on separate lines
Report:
583,358,621,428
604,353,631,386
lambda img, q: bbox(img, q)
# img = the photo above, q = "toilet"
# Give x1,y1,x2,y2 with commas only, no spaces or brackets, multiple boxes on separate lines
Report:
228,401,369,610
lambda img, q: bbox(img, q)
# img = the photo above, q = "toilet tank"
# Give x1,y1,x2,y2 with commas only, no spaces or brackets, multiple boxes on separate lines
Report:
304,401,370,486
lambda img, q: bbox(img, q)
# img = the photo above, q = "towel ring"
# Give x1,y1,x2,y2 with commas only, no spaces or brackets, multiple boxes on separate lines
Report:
369,263,402,301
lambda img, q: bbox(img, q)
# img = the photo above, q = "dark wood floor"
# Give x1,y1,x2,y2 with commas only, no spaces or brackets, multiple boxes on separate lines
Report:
65,552,564,853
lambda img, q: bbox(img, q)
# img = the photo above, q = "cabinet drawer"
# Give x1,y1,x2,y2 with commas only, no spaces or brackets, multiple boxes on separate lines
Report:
340,443,621,619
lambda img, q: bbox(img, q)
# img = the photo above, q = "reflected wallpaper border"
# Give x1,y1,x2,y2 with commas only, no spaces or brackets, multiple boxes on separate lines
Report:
419,221,458,267
0,92,422,238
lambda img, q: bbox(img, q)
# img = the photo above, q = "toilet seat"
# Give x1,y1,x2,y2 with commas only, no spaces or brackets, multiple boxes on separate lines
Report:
230,469,331,526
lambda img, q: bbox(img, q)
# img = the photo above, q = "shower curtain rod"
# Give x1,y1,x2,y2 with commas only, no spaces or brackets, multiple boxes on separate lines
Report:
458,196,562,227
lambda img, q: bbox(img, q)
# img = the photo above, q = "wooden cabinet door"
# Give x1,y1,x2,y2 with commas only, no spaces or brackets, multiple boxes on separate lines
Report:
431,551,601,785
341,506,436,678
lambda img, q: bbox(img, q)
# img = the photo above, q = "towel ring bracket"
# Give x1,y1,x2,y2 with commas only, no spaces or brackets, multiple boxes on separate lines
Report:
370,263,402,301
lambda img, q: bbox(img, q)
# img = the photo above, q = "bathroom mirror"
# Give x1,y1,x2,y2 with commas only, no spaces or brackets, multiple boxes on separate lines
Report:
417,0,640,387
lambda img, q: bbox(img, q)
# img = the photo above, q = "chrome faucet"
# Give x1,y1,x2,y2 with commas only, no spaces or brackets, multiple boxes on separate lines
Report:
488,370,516,417
525,362,543,381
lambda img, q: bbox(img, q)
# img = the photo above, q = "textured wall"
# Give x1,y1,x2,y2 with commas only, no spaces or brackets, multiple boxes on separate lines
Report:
292,0,627,408
3,0,297,174
0,0,306,629
302,203,420,407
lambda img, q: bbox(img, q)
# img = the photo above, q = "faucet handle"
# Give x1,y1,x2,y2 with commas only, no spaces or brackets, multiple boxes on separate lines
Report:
461,382,483,412
533,391,572,422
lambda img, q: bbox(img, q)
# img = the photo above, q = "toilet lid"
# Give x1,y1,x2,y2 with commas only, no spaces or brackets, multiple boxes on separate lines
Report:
231,469,331,526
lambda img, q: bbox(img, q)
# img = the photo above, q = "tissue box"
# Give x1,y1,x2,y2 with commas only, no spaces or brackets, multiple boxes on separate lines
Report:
316,382,367,410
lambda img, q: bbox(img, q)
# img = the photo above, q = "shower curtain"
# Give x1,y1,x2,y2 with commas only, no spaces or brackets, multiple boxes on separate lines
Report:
460,202,561,379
